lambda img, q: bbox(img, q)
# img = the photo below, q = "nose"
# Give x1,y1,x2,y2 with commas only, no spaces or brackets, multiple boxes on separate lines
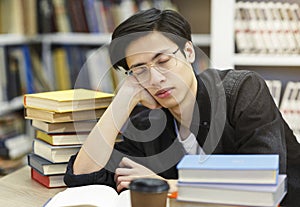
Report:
148,67,166,85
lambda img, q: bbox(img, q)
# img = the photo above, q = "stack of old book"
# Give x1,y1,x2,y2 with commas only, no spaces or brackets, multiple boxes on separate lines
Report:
23,88,114,188
173,154,286,207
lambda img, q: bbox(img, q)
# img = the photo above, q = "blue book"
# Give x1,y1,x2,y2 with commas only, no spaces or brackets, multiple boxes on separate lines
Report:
177,154,279,184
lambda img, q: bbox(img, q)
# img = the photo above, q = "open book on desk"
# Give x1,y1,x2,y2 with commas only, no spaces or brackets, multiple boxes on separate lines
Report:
44,185,131,207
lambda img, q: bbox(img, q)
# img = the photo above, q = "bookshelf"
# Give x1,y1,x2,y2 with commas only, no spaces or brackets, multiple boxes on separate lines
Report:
0,0,212,111
210,0,300,70
0,0,212,172
210,0,300,141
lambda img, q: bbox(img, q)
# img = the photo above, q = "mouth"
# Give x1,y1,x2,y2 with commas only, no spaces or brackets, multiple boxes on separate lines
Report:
155,88,173,98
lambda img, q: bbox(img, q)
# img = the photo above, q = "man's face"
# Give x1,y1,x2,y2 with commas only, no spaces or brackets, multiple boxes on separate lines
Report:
125,31,196,109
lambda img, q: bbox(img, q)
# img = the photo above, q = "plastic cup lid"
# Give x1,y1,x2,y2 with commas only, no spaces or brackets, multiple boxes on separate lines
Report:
129,178,170,193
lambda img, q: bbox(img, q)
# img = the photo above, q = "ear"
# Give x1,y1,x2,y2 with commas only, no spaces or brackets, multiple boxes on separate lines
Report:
183,41,195,63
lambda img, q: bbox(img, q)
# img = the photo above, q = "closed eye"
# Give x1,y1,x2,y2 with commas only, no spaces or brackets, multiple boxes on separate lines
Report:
133,67,148,75
156,54,172,65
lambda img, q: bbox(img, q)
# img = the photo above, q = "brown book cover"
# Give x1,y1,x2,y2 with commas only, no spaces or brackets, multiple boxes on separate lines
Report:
66,0,89,33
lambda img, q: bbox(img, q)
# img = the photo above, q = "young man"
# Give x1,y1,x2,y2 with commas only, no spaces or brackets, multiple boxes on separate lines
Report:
64,8,300,206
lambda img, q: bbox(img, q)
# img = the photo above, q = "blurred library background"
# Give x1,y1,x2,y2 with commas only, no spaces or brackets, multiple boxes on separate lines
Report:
0,0,299,176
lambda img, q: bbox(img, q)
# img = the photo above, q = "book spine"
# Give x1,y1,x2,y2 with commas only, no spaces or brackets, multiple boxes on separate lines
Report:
52,0,72,33
83,0,100,33
22,46,35,94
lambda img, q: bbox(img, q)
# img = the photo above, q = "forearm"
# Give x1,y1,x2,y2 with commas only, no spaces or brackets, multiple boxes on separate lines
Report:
73,88,138,174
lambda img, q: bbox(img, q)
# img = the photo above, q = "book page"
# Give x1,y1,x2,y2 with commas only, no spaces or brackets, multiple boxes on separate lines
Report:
115,189,131,207
45,185,130,207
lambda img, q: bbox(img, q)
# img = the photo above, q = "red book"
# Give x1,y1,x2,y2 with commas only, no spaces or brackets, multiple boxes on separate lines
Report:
31,168,66,188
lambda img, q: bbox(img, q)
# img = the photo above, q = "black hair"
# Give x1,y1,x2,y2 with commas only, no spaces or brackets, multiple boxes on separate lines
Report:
109,8,192,71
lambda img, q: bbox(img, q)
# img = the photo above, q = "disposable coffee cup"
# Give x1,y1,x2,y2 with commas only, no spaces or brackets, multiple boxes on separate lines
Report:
129,178,170,207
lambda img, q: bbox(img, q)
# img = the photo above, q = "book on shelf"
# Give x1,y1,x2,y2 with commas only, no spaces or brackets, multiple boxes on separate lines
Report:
21,45,35,94
25,107,106,123
177,154,279,184
277,2,298,54
27,153,67,175
177,174,286,207
5,47,23,101
0,112,24,137
83,0,100,33
8,47,27,95
36,130,88,145
29,47,52,92
0,134,32,159
93,0,109,33
53,47,72,90
265,80,282,107
0,46,7,102
279,81,300,142
31,119,97,134
31,167,66,188
66,0,89,33
1,0,25,34
64,46,86,88
44,184,130,207
33,139,81,163
52,0,72,33
86,48,115,93
22,0,38,36
234,1,252,54
289,3,300,51
23,88,114,112
36,0,57,33
246,1,267,54
234,1,300,55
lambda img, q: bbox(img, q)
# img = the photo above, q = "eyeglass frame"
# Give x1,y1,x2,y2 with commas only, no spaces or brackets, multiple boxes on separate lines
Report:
125,47,180,83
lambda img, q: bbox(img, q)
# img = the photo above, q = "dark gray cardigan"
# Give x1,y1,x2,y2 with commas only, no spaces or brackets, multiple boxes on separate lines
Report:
64,69,300,207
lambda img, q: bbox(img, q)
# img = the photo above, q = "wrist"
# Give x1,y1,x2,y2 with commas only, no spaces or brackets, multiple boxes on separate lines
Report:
114,84,140,111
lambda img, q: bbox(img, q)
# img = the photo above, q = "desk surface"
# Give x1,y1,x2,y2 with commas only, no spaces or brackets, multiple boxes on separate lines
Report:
0,166,66,207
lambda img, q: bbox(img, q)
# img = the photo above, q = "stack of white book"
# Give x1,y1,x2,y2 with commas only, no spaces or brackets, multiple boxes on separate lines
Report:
173,154,286,207
234,1,300,54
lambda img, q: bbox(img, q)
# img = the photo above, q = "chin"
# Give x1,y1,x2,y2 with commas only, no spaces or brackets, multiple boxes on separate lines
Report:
158,99,181,109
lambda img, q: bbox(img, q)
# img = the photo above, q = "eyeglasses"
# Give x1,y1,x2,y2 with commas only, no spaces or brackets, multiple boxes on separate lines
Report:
126,48,180,83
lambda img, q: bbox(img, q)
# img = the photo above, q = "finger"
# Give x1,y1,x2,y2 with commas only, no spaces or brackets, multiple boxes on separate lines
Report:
116,173,135,183
119,157,138,168
117,181,131,192
114,167,134,184
115,167,133,177
116,175,131,187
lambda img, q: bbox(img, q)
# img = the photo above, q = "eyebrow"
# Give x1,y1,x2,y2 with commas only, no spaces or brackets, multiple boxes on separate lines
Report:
128,49,169,69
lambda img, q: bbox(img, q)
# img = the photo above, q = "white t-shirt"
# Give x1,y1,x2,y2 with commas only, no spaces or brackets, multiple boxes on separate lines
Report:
174,120,205,155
